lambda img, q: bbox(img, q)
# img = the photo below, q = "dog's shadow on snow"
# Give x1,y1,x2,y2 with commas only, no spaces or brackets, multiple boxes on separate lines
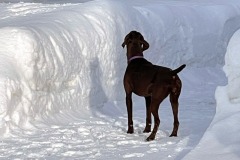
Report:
88,58,108,110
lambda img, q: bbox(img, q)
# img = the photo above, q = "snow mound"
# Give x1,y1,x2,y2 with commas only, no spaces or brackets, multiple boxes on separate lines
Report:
183,28,240,160
0,2,130,135
224,29,240,103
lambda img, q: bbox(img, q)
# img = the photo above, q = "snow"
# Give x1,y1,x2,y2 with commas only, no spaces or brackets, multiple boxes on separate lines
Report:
184,28,240,160
0,0,239,159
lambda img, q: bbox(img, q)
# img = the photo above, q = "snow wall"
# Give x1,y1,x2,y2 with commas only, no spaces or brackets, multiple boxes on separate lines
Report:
224,30,240,103
184,28,240,160
0,1,240,136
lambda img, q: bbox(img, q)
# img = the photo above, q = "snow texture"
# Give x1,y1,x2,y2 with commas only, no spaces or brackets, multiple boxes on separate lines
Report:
0,0,240,159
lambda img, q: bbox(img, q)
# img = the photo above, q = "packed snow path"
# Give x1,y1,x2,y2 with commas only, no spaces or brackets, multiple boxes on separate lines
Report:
0,71,223,159
0,68,226,159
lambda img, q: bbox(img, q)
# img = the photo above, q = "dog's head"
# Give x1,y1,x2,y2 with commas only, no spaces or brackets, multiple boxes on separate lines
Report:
122,31,149,61
122,31,145,48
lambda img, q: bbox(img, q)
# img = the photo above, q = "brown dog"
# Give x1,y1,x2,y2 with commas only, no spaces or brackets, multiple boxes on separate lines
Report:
122,31,186,141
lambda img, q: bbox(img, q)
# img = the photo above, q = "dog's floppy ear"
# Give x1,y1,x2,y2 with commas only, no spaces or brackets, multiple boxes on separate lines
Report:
122,41,126,48
140,35,149,51
122,34,130,48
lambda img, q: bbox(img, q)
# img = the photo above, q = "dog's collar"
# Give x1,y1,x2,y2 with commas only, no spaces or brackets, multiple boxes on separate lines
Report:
128,56,144,62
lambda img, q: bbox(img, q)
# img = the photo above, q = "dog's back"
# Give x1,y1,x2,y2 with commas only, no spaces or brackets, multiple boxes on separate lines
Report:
124,58,182,97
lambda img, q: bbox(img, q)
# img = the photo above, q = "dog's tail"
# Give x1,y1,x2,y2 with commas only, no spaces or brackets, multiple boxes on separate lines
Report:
171,64,186,75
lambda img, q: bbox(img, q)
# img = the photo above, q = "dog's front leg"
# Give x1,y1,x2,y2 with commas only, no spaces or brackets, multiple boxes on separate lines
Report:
126,93,134,134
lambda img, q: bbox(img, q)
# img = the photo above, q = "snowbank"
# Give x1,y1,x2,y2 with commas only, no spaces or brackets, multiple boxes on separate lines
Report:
0,1,129,135
183,28,240,160
224,30,240,103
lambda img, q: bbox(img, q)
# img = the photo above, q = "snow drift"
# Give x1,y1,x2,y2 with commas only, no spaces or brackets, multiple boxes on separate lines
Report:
0,1,128,134
184,28,240,160
224,30,240,103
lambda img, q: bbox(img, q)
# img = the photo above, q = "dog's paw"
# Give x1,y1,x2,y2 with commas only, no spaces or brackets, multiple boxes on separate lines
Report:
143,127,151,133
169,133,177,137
146,133,156,141
169,130,178,137
127,128,134,134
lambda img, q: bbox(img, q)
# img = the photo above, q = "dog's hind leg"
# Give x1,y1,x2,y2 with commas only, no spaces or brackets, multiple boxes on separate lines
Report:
146,87,169,141
143,96,152,133
146,97,162,141
169,91,180,137
170,78,181,137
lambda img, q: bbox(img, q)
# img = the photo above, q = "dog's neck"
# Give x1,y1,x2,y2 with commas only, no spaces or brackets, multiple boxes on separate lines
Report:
128,55,144,63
